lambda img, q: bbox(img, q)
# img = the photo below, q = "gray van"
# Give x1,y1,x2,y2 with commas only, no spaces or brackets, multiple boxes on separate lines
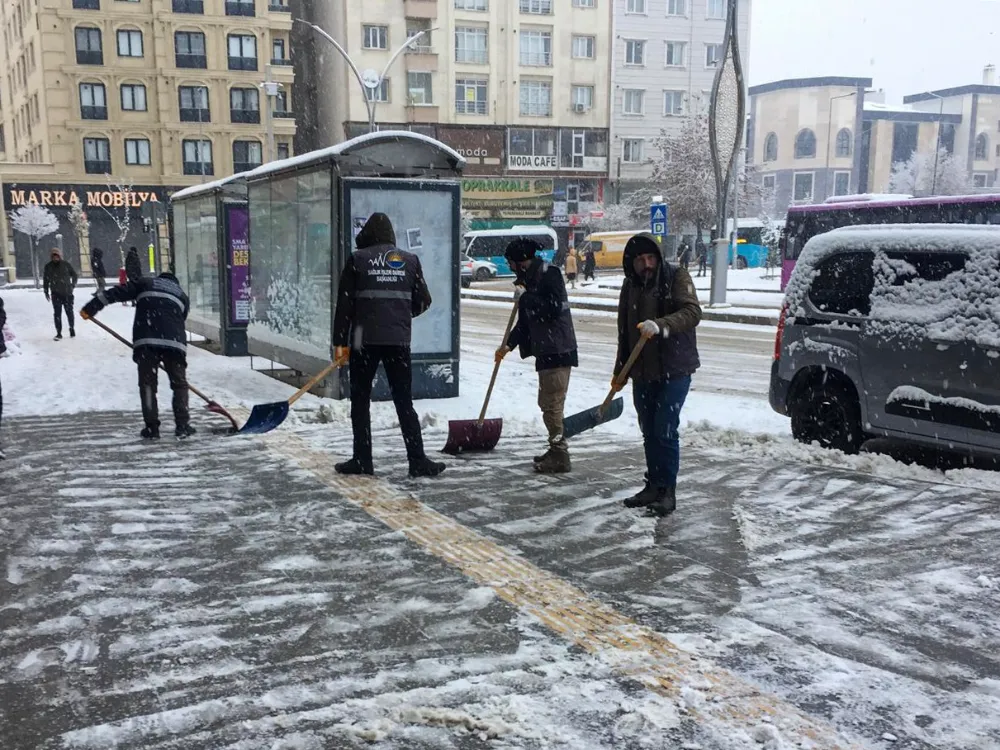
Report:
769,224,1000,458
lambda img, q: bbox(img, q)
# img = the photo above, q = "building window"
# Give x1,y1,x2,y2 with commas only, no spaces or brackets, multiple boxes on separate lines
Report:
276,142,290,159
834,171,851,196
623,89,644,115
366,78,389,103
625,40,645,66
228,34,257,70
125,137,151,165
79,82,107,120
572,0,595,6
667,0,686,15
835,128,852,158
520,31,552,66
407,72,433,105
705,43,721,67
273,90,290,115
121,83,147,111
73,0,101,9
455,0,487,8
764,132,778,161
572,35,595,59
174,31,206,68
272,38,288,63
405,20,433,51
793,172,814,202
572,85,593,111
762,174,775,193
230,86,260,123
973,173,989,188
623,138,643,164
938,123,956,155
232,139,262,171
83,136,111,173
519,80,552,117
664,41,685,66
182,138,213,175
225,0,255,16
179,85,210,121
117,29,144,58
455,78,488,115
363,25,388,49
707,0,725,18
662,90,684,116
975,133,989,161
626,0,646,13
455,26,488,64
75,27,103,65
794,129,817,159
560,130,607,169
519,0,552,14
510,127,557,165
172,0,204,13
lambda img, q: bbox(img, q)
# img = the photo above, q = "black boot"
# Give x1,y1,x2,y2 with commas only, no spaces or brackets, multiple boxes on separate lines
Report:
175,424,196,439
623,483,657,509
646,487,677,517
140,425,160,440
535,445,570,474
70,328,76,338
336,458,374,476
533,446,553,464
409,456,446,478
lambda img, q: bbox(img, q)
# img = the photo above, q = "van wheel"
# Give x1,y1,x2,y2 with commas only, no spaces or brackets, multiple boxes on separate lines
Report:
736,256,748,270
790,379,864,454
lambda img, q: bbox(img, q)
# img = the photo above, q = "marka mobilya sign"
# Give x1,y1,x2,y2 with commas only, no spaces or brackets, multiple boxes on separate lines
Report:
6,188,162,209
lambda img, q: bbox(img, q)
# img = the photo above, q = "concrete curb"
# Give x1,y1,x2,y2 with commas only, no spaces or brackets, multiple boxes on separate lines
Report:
461,289,778,327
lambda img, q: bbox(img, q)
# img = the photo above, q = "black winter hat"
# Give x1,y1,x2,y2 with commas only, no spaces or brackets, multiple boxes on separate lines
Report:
504,238,543,264
356,212,397,249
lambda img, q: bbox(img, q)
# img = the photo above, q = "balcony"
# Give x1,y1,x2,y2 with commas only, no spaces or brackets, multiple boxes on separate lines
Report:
229,56,258,71
80,105,108,120
272,110,295,119
231,108,261,124
406,104,440,124
233,161,261,173
405,49,438,72
172,0,203,11
179,107,211,122
270,57,292,67
84,159,111,174
73,0,100,9
175,53,207,69
403,0,437,18
183,161,214,176
225,0,255,16
76,50,103,65
268,2,290,10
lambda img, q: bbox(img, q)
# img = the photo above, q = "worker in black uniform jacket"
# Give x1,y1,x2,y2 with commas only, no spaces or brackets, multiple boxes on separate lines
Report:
80,273,195,440
332,212,446,478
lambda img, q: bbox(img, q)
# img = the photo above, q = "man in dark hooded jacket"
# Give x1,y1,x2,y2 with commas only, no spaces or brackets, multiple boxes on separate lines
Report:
613,233,701,516
80,272,194,439
43,248,78,340
332,212,445,479
496,238,578,473
90,247,107,291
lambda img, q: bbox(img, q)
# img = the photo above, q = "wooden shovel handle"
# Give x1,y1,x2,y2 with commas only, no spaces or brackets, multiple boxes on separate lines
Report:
600,334,652,412
478,297,520,424
288,360,340,406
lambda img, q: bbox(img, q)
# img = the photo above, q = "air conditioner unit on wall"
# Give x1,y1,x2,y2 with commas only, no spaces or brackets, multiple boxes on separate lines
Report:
574,103,586,113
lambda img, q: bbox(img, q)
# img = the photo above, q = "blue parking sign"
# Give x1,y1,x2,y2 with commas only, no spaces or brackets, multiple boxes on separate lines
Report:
650,203,668,237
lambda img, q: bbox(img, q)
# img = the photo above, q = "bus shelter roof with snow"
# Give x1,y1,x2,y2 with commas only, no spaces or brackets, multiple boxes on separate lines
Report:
243,131,466,400
170,173,252,357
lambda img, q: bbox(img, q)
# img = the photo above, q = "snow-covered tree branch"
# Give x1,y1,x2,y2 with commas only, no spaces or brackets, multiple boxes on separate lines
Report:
102,175,136,264
888,149,971,197
10,204,59,288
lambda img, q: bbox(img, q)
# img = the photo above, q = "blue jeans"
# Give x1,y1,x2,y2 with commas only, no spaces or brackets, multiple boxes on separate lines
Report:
632,377,691,490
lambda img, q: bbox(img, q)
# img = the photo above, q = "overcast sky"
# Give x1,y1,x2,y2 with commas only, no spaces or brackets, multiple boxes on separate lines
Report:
749,0,1000,101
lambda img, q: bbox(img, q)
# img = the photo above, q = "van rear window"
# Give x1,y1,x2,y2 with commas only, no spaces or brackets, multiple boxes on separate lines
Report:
808,251,875,316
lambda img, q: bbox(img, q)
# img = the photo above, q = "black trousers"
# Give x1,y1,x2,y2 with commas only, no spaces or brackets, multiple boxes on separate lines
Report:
136,349,189,428
349,345,425,464
51,294,74,335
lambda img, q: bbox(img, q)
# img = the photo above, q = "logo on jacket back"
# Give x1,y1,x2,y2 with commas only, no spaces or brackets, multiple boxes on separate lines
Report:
370,250,407,270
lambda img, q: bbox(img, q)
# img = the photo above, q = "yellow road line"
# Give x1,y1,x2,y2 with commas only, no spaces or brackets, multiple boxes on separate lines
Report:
257,424,860,749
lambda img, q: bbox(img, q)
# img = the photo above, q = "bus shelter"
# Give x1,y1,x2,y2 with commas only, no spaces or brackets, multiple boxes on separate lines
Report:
170,173,252,356
244,131,465,400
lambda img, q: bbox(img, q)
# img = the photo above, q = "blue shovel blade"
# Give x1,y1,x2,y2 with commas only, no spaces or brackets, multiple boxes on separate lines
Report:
563,397,625,440
239,402,290,435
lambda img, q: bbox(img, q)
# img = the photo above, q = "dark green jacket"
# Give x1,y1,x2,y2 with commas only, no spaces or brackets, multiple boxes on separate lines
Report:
43,259,78,299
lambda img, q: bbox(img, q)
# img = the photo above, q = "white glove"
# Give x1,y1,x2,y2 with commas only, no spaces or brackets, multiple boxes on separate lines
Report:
513,285,525,300
638,320,660,338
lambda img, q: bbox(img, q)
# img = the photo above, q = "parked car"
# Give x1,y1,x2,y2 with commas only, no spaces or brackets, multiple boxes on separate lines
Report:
460,253,474,288
471,258,498,281
770,224,1000,459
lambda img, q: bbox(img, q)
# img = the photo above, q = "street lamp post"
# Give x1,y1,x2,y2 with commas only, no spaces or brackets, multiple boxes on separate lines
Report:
295,19,438,134
926,92,946,195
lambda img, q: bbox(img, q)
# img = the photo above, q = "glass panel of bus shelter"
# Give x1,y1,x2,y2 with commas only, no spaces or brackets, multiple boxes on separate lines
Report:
173,202,189,292
186,195,220,325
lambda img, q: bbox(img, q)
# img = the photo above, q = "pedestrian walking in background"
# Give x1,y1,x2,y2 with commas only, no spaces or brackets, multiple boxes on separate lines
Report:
332,212,445,479
125,246,142,307
583,247,597,282
90,247,107,291
612,233,702,516
0,294,6,459
42,248,78,341
80,271,195,439
678,242,692,269
565,249,578,290
496,239,578,474
696,238,708,277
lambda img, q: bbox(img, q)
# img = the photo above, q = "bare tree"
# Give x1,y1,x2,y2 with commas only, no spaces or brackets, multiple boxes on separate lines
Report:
9,204,59,288
68,201,89,264
649,116,717,240
101,175,137,264
590,190,651,232
888,148,971,197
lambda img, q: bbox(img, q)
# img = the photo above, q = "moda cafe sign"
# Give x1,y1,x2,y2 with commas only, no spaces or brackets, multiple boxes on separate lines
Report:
508,153,559,171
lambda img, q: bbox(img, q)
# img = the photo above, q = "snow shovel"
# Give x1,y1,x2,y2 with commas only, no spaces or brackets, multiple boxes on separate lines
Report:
442,299,520,454
239,360,340,435
563,333,652,440
87,317,241,433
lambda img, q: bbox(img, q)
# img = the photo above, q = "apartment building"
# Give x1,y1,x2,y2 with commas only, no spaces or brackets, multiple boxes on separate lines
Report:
611,0,750,194
0,0,295,277
295,0,612,248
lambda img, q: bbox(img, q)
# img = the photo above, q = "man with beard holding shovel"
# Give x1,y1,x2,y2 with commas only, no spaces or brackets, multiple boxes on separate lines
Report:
613,233,701,516
495,239,578,474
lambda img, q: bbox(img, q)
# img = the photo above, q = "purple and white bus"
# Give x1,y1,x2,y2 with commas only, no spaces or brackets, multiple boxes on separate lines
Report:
779,193,1000,290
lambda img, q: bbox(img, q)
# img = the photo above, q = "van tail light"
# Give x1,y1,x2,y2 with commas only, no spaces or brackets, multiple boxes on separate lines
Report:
774,304,788,361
